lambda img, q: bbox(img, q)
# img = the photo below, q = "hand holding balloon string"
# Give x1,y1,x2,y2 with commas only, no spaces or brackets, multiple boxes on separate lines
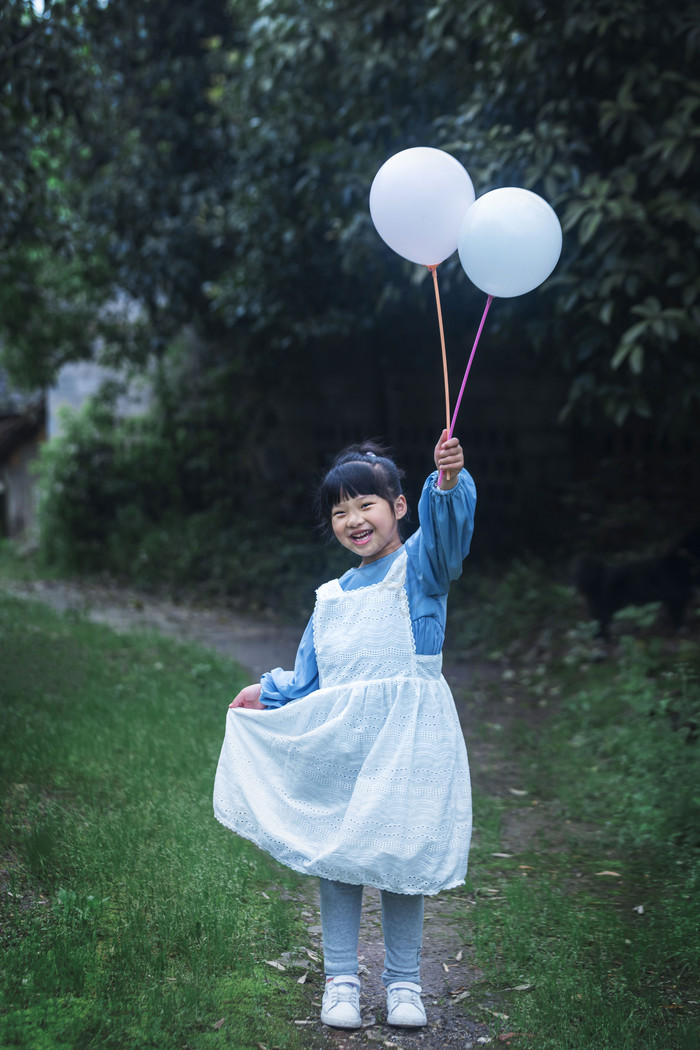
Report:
434,431,464,490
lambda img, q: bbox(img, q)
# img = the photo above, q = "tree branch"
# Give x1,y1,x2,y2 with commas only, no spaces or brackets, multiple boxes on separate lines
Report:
0,18,50,69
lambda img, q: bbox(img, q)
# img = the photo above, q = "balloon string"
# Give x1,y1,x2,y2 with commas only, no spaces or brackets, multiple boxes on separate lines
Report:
427,265,450,433
438,293,494,486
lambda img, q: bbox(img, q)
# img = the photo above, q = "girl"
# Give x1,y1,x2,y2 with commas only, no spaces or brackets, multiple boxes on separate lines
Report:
214,431,476,1029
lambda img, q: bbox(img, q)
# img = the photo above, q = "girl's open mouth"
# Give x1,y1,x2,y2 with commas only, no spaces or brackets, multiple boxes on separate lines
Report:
351,530,373,545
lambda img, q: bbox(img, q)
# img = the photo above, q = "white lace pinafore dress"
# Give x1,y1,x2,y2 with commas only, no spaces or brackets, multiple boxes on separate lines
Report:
213,549,472,895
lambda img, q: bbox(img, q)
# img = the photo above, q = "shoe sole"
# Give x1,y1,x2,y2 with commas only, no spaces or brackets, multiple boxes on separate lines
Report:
387,1009,427,1027
321,1016,362,1029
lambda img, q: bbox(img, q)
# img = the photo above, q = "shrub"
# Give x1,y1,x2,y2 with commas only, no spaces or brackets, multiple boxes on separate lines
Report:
36,396,181,573
34,395,348,614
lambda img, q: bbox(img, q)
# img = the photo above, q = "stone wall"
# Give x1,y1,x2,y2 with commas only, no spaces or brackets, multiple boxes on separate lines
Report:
2,438,41,539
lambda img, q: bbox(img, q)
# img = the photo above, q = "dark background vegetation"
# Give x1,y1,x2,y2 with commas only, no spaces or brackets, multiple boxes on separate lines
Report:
2,0,700,596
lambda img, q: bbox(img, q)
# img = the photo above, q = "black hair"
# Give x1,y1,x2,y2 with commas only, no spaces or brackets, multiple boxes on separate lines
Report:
316,441,407,537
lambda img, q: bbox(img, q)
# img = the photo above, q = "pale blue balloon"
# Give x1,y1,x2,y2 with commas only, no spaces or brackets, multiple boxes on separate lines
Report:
458,187,562,297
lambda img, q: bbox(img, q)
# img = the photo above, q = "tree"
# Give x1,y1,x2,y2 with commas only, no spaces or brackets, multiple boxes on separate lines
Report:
194,0,699,429
430,0,700,426
75,0,242,355
0,1,115,387
6,0,699,425
4,0,699,448
0,0,244,388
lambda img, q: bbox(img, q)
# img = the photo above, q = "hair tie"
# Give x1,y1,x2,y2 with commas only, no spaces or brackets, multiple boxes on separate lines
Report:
366,452,377,460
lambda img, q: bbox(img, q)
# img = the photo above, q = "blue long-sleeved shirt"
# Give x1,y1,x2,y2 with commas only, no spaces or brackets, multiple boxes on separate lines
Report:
259,468,477,707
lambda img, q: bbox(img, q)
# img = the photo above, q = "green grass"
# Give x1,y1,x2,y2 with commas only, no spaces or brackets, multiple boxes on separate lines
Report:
2,549,699,1049
450,572,700,1050
0,539,57,582
0,592,319,1050
457,838,700,1049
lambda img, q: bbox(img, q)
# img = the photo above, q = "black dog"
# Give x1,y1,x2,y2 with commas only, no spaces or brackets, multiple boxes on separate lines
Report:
573,524,700,639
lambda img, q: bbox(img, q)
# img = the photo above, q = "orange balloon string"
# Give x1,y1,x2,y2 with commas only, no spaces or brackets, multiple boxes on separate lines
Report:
427,264,451,434
427,264,451,482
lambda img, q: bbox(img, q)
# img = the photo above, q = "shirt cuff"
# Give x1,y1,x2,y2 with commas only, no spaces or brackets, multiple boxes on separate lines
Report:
430,468,467,494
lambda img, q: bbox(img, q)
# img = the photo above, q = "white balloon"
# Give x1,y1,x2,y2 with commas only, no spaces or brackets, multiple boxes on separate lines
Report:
458,187,562,297
369,147,475,266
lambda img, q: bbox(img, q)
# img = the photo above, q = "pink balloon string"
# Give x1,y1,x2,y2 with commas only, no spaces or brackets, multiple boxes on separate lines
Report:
438,293,494,486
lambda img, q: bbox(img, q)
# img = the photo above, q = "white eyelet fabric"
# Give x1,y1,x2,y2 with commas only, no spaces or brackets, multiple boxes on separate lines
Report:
213,549,472,895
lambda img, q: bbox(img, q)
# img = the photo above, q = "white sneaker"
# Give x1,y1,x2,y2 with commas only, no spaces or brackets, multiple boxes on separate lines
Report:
386,981,427,1027
321,974,362,1029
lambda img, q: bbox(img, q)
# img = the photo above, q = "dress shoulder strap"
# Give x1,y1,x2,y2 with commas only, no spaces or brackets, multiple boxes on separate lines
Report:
385,546,408,584
316,547,407,603
315,577,343,602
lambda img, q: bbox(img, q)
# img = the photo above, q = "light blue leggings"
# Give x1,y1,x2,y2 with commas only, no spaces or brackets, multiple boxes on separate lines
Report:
319,878,424,987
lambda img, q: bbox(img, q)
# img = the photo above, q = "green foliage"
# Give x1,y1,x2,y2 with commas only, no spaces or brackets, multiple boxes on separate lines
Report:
74,0,241,356
435,0,700,425
465,861,700,1049
205,0,457,344
0,1,88,248
458,561,700,851
34,388,348,614
448,559,579,656
0,592,316,1049
454,570,700,1048
545,637,700,849
183,0,700,426
0,2,118,387
36,395,182,572
0,239,115,388
6,0,700,427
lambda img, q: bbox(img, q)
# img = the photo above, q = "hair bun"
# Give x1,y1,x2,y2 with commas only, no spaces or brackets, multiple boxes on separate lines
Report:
349,440,390,461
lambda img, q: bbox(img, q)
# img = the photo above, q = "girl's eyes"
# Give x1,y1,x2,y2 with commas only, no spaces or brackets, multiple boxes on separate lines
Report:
332,497,377,518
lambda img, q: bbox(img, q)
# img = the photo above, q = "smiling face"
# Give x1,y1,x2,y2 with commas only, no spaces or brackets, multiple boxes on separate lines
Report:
331,492,408,565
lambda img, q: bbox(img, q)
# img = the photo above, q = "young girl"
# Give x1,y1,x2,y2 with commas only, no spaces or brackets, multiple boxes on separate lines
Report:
214,431,476,1029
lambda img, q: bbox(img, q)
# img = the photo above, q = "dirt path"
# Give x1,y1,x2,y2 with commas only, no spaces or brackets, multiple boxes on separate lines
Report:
1,577,527,1048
